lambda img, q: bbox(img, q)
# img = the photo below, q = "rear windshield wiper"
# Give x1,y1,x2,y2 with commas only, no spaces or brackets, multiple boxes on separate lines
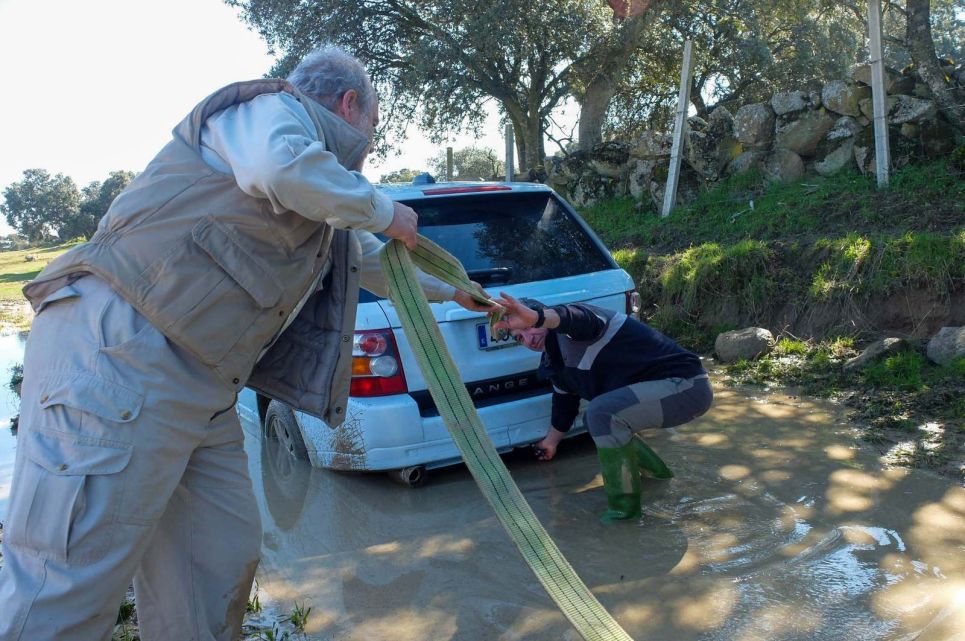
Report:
468,267,513,285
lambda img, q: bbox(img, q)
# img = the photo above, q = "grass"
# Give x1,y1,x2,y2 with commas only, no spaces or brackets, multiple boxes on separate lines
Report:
809,231,964,300
608,229,963,352
0,241,76,299
581,159,964,252
0,240,77,330
285,602,312,632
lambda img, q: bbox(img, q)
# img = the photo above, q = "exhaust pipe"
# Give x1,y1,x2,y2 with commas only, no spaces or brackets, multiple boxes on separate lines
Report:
388,465,427,488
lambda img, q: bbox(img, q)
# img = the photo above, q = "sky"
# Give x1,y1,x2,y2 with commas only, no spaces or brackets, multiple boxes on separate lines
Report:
0,0,511,234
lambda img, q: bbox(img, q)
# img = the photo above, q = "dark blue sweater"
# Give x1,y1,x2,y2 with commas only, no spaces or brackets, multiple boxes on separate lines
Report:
541,304,705,431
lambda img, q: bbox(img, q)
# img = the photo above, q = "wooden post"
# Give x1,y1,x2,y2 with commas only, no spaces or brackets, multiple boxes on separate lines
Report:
504,124,515,182
446,146,454,181
662,39,694,217
868,0,890,187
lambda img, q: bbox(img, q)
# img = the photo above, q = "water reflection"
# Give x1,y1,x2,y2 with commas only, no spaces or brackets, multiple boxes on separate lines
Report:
0,332,26,521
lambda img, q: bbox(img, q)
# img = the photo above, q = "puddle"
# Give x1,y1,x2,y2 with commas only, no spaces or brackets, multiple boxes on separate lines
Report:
236,386,965,641
0,332,26,522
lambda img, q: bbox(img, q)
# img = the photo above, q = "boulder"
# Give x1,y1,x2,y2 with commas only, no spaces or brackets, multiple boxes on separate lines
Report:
688,116,709,132
707,106,735,136
546,155,576,187
570,171,626,207
588,141,631,178
771,90,809,116
889,74,916,95
734,103,775,148
628,158,660,199
684,129,718,180
926,327,965,365
843,338,907,371
717,137,744,170
822,80,871,117
861,95,938,125
900,123,919,139
762,148,805,184
631,131,672,159
715,328,775,363
854,143,875,175
827,116,862,141
814,139,855,176
685,108,738,181
726,150,764,175
889,95,938,124
774,110,836,157
850,63,904,92
920,120,958,157
647,163,700,210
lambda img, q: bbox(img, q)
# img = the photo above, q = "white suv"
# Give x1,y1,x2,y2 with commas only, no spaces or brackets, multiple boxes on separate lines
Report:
241,180,638,486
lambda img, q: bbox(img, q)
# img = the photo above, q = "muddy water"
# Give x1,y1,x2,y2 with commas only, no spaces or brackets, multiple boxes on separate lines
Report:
237,387,965,641
0,332,26,522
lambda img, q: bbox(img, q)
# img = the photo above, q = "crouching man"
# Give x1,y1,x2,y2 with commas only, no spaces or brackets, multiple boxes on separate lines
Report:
493,293,713,522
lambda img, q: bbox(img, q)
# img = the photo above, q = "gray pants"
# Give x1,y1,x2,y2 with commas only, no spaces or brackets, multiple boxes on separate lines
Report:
585,375,713,448
0,276,261,641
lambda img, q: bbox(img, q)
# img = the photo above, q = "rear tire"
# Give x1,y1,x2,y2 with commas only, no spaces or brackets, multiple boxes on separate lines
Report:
261,401,310,530
264,401,308,460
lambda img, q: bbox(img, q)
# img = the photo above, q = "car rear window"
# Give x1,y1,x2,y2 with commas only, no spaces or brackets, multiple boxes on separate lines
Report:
360,191,613,302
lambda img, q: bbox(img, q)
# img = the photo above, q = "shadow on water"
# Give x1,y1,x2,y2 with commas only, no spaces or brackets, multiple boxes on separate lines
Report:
237,385,965,641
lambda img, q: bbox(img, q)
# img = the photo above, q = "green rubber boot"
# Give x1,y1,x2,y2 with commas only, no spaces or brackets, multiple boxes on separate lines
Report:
632,436,674,480
597,442,641,523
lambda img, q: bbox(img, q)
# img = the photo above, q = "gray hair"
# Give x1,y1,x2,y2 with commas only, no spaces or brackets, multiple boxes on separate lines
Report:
287,45,375,114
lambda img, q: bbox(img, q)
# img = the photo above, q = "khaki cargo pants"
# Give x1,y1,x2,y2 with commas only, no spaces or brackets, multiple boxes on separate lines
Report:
0,275,261,640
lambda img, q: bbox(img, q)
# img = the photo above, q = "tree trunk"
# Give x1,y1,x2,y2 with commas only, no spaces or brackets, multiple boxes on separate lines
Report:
514,122,528,175
525,109,545,172
578,74,617,150
905,0,965,127
691,77,708,119
576,5,663,150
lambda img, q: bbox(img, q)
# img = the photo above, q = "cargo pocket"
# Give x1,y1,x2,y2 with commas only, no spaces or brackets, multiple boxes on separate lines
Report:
5,373,143,562
6,429,133,563
148,216,283,365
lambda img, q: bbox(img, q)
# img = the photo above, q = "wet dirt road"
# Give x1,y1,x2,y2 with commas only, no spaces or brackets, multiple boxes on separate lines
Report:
236,386,965,641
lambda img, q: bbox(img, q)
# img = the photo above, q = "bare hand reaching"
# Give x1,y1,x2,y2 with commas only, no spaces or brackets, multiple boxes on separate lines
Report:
453,281,499,312
383,201,418,250
492,292,539,331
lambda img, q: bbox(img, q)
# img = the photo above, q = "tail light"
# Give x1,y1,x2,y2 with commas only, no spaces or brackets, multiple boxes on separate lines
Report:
349,329,408,396
625,290,642,319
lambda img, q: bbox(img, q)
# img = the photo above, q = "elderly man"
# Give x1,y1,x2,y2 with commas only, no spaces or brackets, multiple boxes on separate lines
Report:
493,293,713,523
0,46,488,640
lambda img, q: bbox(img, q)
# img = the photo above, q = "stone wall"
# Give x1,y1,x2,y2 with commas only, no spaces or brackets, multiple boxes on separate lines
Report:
547,63,963,208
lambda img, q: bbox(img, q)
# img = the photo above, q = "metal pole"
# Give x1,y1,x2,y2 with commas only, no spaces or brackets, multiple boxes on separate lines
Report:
868,0,890,187
446,146,454,181
504,124,515,182
662,39,694,217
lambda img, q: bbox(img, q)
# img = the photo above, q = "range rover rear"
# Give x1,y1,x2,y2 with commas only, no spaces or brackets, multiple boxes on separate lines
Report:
242,180,638,486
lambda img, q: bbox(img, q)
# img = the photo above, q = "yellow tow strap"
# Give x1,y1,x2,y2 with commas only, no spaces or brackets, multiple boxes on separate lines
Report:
380,236,634,641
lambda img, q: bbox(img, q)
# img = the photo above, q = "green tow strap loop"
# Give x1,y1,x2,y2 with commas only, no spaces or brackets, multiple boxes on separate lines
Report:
380,236,635,641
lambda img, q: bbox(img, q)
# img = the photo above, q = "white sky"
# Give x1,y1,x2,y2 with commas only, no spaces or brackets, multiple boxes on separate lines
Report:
0,0,514,234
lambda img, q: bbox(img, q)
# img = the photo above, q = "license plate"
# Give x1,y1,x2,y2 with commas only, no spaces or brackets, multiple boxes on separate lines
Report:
476,322,515,351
